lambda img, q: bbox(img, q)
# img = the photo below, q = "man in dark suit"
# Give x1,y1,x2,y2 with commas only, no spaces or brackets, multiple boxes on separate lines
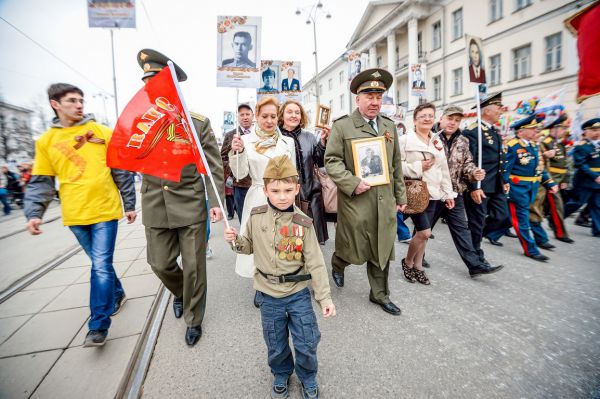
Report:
281,68,300,91
468,39,486,84
412,68,425,89
463,92,512,263
221,31,256,68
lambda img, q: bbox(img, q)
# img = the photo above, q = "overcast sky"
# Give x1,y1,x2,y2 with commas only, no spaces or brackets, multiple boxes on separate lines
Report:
0,0,367,135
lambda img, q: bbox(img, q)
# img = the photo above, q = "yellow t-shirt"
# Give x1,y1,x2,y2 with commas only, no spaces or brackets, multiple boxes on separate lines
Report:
32,120,123,226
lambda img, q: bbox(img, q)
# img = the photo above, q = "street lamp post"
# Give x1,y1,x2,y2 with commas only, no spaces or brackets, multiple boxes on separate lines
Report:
296,2,331,108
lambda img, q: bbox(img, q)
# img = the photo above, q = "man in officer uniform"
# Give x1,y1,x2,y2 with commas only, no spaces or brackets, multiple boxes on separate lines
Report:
137,49,224,346
463,92,512,262
570,118,600,237
530,114,574,244
504,114,558,261
325,68,407,316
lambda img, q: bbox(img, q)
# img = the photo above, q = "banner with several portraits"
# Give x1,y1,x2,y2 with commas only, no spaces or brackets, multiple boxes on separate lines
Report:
256,60,302,103
87,0,136,28
216,16,262,88
410,63,426,97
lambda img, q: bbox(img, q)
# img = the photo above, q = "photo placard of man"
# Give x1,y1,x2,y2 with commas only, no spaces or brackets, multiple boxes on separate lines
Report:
467,36,486,84
325,68,407,316
360,147,383,177
222,31,256,68
259,67,278,93
281,68,300,91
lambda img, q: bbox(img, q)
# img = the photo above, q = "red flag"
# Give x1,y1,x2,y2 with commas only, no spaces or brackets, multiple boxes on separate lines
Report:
107,65,207,181
565,1,600,103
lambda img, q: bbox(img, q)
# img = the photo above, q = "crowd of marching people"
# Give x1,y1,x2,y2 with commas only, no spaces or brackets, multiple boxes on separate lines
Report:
0,162,32,215
20,48,598,399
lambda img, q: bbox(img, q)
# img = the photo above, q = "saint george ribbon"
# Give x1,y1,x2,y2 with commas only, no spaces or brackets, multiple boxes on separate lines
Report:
107,64,208,182
73,131,105,150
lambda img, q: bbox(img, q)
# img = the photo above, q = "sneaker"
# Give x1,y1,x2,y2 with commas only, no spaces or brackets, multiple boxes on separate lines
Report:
112,293,127,316
398,237,411,243
83,329,108,347
206,247,214,260
271,377,290,398
301,384,319,399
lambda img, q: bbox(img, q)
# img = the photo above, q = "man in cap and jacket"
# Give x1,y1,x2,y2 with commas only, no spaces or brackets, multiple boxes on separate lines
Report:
137,49,224,346
325,68,407,316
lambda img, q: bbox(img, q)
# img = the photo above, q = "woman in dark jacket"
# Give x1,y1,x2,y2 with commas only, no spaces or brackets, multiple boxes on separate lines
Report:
278,100,330,244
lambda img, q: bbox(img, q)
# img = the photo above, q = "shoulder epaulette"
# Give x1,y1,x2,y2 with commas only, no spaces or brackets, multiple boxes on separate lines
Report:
250,205,268,215
190,111,206,122
507,138,519,147
576,140,588,146
380,114,393,121
333,114,348,123
543,137,552,144
292,213,313,228
467,122,478,130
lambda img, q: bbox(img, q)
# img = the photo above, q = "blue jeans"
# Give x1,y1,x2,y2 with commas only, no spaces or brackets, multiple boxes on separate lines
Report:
233,186,249,223
0,188,10,215
256,288,321,389
396,212,411,240
69,220,123,331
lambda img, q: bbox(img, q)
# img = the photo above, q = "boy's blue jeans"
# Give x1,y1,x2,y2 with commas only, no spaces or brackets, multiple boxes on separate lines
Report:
256,288,321,389
397,211,411,240
69,220,124,331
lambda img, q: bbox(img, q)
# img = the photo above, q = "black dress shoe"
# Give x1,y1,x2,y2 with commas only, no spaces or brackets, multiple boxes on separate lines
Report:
538,242,556,250
173,296,183,319
331,270,344,287
422,258,430,268
575,219,592,228
528,253,549,262
429,233,435,239
486,237,503,246
370,299,401,316
253,291,260,308
185,325,202,346
556,237,574,243
469,264,504,277
505,230,518,238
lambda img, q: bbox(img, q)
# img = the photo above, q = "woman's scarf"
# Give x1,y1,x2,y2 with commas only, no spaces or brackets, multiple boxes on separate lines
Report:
254,126,279,154
280,125,305,184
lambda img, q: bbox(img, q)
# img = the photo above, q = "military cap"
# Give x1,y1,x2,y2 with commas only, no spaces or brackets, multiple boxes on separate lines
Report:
350,68,393,95
510,114,543,130
263,155,298,180
545,113,569,129
582,117,600,130
137,49,187,82
471,92,503,109
443,105,464,117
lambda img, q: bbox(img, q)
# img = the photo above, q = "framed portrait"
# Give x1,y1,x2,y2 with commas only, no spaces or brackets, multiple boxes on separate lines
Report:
315,104,331,129
351,136,390,186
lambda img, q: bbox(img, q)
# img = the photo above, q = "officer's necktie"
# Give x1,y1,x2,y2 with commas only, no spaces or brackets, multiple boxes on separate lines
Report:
368,119,376,132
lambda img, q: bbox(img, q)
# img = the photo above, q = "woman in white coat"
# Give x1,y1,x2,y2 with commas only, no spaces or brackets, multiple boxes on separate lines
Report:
229,96,296,280
399,103,456,285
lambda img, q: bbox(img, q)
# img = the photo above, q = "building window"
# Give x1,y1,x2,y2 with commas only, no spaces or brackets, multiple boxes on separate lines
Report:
489,54,501,85
452,68,463,96
339,70,345,85
513,44,531,80
432,21,441,50
515,0,532,11
452,8,463,40
490,0,503,22
328,78,333,90
340,94,345,109
417,32,423,56
376,56,383,67
545,32,562,72
433,75,441,100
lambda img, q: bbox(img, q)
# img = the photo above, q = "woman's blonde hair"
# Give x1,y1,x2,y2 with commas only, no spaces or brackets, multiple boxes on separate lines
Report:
277,100,308,129
255,96,280,116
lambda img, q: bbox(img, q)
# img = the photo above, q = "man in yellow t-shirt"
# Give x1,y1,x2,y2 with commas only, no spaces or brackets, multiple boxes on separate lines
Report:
24,83,137,348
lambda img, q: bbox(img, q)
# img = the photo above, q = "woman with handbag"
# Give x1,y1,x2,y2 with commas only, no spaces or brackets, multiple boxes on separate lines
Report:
399,103,456,285
278,100,330,244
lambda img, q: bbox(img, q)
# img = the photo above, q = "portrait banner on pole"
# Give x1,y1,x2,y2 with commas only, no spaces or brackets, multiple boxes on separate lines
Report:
465,35,486,84
410,63,426,97
346,51,368,82
216,16,262,88
87,0,136,28
256,60,302,103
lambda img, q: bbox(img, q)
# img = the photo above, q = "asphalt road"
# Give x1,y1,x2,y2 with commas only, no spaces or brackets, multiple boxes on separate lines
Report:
142,216,600,399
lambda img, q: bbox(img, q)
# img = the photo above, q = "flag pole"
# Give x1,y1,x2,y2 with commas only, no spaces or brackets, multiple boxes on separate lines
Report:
167,61,230,230
475,86,483,190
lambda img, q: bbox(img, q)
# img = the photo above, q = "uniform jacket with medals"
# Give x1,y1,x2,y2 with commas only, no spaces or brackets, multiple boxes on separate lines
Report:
325,109,407,269
141,113,225,228
463,120,507,194
503,138,556,205
232,204,333,309
572,138,600,190
539,135,571,186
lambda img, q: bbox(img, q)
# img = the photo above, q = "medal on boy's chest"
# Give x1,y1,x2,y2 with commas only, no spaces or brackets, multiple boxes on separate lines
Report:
277,224,304,261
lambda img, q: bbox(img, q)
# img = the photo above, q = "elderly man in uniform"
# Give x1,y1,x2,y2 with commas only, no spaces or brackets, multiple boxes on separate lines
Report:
463,92,513,256
325,68,407,316
504,114,558,261
137,49,224,346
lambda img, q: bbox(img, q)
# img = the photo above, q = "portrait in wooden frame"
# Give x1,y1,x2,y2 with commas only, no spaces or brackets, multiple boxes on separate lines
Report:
315,104,331,128
351,136,390,186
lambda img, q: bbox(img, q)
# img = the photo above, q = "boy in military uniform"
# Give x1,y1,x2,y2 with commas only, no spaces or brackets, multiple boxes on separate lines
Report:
224,155,336,399
504,115,558,261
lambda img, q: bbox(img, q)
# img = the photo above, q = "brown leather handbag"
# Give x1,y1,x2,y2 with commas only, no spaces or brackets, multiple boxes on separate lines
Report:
314,166,338,213
402,148,430,215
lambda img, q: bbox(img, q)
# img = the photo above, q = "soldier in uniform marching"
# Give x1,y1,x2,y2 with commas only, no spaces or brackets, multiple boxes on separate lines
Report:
137,49,224,346
325,68,407,316
504,114,558,261
529,114,574,245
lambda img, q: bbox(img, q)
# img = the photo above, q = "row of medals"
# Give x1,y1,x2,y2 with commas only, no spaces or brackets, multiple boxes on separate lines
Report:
278,225,304,261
